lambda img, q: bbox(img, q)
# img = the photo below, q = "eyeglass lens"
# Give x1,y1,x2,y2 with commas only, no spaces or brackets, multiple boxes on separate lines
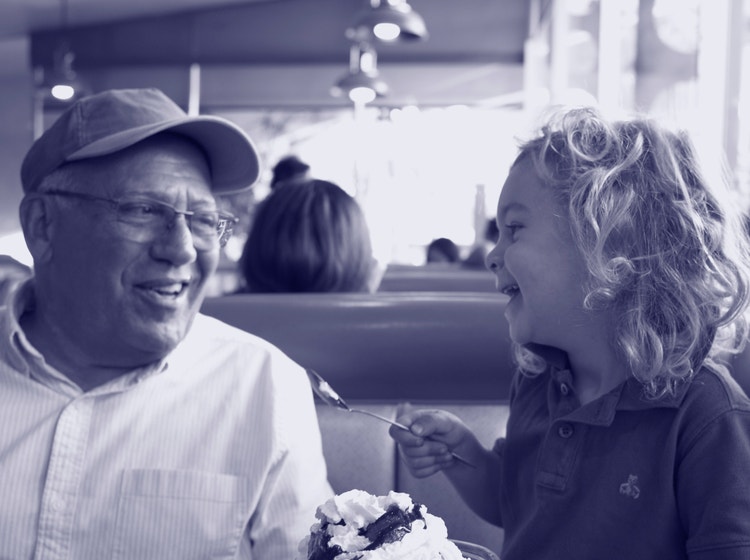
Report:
43,190,236,249
114,199,235,250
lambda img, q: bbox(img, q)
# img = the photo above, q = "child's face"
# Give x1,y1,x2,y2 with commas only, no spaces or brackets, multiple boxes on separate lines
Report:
487,157,598,351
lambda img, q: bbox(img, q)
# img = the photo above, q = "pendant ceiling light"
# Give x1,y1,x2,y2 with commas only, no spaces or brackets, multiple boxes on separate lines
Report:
49,41,78,100
347,0,429,43
331,42,389,105
47,0,84,101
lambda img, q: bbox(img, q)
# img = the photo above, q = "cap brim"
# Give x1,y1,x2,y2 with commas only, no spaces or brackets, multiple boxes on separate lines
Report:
68,116,261,194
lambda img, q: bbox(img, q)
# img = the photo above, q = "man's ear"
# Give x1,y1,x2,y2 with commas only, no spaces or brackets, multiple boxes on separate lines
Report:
19,195,55,264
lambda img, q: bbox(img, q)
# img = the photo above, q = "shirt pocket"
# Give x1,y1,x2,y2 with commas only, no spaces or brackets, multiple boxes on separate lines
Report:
112,469,252,560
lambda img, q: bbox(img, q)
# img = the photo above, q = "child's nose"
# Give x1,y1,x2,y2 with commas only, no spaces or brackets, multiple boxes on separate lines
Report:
485,244,503,272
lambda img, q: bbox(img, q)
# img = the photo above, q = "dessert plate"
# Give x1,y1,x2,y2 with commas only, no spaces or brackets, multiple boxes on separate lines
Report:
452,539,501,560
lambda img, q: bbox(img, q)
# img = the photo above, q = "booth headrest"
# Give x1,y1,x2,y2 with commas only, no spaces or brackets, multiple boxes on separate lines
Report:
200,291,515,401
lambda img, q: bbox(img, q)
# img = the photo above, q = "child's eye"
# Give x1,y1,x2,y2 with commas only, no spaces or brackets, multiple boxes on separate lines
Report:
505,223,523,237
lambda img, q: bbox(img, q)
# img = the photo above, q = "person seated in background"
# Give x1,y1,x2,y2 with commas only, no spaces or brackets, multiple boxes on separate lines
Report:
426,237,460,264
240,178,381,292
0,88,331,560
270,154,311,190
390,107,750,559
463,218,500,269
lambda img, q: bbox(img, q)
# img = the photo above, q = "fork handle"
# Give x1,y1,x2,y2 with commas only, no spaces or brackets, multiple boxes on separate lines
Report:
352,408,410,430
351,409,476,468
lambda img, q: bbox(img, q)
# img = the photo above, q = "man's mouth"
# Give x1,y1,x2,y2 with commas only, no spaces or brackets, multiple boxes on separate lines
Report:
137,280,191,298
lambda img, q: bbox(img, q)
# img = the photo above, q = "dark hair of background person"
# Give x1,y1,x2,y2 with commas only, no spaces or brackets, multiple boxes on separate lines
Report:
426,237,460,264
240,179,376,293
484,218,500,244
270,155,310,190
463,218,500,269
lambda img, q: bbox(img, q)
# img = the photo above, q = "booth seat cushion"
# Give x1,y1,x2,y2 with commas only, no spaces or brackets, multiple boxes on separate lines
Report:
200,292,514,401
378,265,496,293
317,404,398,497
200,292,513,555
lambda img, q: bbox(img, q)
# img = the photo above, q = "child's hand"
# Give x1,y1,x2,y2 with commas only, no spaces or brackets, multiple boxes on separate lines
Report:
389,408,472,478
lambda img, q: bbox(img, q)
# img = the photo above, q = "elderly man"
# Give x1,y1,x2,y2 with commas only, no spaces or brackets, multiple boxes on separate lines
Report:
0,88,332,559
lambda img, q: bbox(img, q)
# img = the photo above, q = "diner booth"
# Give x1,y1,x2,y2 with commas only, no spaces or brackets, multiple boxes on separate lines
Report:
201,290,514,553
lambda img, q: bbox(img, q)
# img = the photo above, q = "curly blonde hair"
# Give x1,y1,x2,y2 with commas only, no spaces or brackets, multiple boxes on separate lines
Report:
512,107,750,398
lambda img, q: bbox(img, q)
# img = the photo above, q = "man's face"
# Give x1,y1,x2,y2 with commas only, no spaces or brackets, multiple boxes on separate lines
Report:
41,134,219,368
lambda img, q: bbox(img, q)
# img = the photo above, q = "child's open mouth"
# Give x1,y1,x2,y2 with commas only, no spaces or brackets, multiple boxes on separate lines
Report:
500,283,519,298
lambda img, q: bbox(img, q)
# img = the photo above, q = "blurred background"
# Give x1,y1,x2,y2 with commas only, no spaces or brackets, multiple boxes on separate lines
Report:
0,0,749,283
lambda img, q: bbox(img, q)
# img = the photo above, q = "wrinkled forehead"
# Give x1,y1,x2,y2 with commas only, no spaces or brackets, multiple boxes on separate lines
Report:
64,134,214,200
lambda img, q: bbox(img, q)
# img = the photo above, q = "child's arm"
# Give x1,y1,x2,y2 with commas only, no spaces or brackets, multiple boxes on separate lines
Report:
389,409,503,525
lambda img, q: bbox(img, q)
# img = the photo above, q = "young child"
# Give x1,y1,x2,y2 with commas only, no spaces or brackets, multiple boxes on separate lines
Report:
389,107,750,559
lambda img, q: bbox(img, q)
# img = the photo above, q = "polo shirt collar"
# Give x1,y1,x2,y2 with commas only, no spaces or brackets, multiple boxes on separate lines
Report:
616,375,690,411
529,343,692,427
523,343,569,370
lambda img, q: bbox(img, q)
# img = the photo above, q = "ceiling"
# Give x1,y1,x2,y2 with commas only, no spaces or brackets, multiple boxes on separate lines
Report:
1,0,532,109
0,0,272,39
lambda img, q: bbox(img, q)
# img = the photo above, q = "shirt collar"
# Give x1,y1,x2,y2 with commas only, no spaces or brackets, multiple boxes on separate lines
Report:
535,343,692,427
616,374,691,411
0,278,169,396
0,279,36,375
523,343,570,370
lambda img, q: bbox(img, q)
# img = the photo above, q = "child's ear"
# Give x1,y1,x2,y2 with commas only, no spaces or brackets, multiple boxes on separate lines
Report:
19,195,55,265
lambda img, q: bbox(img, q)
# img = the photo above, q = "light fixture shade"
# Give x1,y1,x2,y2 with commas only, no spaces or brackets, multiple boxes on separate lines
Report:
347,0,428,43
44,0,87,102
331,70,389,103
43,41,88,102
331,42,389,105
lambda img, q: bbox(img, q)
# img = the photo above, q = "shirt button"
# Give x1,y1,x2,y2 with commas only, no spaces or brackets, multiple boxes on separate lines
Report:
558,423,574,438
49,497,65,512
560,383,569,396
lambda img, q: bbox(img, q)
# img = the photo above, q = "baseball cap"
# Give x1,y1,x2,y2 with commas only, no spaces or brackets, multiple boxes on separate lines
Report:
21,88,261,194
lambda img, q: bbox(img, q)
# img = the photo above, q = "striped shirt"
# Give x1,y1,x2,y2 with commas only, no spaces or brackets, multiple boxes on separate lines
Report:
0,282,333,559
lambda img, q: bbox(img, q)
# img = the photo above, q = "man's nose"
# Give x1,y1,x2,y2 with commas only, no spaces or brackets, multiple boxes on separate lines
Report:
152,213,198,264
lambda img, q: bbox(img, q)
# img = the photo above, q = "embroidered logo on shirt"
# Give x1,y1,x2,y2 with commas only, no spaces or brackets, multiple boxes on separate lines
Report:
619,474,640,499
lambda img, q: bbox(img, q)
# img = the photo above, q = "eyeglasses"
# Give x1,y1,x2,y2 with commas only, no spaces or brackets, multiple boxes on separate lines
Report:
43,190,239,250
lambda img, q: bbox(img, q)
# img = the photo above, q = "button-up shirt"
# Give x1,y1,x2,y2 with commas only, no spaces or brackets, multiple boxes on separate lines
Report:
495,357,750,560
0,282,332,559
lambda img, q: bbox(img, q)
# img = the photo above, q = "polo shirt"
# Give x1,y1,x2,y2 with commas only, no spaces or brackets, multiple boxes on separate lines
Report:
0,281,333,559
495,357,750,560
